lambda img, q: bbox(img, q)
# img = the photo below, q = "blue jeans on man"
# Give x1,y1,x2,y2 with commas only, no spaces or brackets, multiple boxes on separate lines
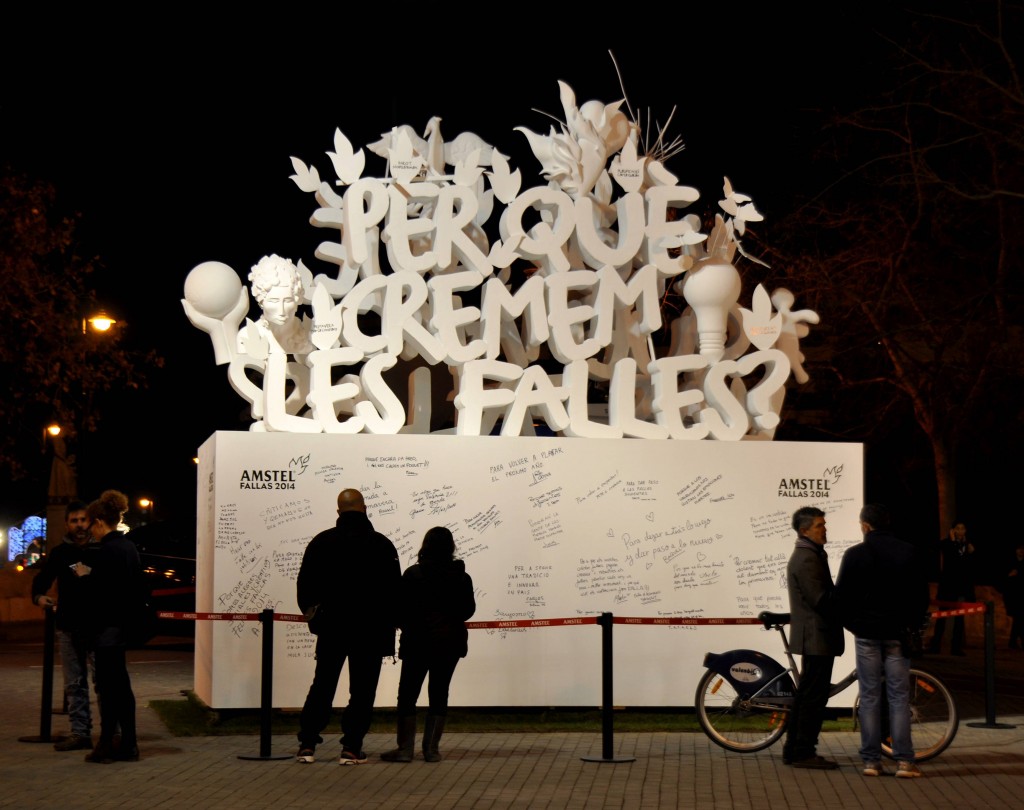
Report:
58,630,93,738
855,637,913,762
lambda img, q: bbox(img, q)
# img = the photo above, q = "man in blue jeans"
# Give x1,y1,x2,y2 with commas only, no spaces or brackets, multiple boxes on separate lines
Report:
835,503,930,778
31,501,99,751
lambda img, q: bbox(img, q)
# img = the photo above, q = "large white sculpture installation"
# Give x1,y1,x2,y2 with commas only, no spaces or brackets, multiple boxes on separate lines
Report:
183,80,817,440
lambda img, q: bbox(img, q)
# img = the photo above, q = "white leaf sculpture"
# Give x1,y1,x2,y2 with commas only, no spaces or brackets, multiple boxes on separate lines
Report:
609,137,644,193
487,150,522,204
739,284,783,350
296,259,316,305
309,281,342,351
645,158,679,188
289,157,321,193
327,128,365,186
389,129,425,185
474,186,495,228
238,318,268,361
453,148,485,187
367,125,428,161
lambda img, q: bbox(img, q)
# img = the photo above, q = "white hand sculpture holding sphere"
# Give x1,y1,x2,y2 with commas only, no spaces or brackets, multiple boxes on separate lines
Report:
181,261,249,365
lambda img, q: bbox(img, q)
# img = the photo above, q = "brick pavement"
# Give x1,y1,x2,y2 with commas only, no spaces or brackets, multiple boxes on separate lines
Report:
0,636,1021,809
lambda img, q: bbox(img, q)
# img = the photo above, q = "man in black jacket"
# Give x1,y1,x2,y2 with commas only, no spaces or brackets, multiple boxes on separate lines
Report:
835,503,930,778
31,501,98,751
295,488,401,765
784,506,844,770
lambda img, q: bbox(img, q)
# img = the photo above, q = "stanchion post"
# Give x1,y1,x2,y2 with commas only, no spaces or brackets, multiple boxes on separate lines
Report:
581,612,634,764
966,601,1015,730
18,606,67,743
238,608,292,760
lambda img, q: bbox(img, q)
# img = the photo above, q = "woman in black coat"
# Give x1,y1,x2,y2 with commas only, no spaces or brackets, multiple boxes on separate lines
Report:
76,489,145,764
381,526,475,763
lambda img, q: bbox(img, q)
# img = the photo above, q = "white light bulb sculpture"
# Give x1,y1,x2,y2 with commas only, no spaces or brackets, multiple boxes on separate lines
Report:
679,257,741,363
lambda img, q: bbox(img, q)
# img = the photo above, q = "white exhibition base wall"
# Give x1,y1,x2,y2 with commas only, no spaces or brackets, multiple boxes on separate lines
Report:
195,432,863,709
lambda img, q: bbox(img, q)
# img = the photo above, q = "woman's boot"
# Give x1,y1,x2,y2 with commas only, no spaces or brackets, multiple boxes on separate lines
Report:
422,715,446,762
380,715,416,762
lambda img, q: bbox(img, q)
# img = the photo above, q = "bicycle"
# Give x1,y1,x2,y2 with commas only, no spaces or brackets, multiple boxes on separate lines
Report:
694,611,958,761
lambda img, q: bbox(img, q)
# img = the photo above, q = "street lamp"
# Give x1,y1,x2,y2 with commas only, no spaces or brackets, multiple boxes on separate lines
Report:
44,309,118,551
138,497,154,525
82,311,117,334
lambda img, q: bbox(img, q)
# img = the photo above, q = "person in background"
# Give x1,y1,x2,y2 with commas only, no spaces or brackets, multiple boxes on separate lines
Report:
381,526,476,763
835,503,929,778
1004,544,1024,650
24,535,46,566
783,506,844,770
928,520,975,655
75,489,144,764
31,500,99,751
295,488,401,766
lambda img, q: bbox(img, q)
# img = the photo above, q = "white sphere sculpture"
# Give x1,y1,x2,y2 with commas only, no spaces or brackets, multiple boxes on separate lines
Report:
184,261,243,319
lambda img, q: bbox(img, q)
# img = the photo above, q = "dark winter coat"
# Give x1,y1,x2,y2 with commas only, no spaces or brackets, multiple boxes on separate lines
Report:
397,558,476,660
296,510,401,656
31,537,101,633
87,531,146,634
1003,558,1024,619
835,529,930,640
787,538,845,656
935,538,976,601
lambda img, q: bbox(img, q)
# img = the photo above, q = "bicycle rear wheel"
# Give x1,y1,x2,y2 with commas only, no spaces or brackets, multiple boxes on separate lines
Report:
880,668,958,762
694,668,788,752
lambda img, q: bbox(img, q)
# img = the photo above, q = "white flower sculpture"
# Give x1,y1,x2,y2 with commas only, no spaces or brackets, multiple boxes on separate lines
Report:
515,81,633,200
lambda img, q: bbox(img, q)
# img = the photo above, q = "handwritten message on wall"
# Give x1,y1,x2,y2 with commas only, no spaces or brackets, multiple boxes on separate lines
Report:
195,432,863,708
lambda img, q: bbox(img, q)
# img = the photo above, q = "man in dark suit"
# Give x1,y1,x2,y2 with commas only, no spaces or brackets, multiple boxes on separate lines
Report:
783,506,845,769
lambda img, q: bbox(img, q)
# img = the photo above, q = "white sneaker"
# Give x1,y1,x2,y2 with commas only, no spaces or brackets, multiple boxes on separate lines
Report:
296,748,315,763
862,762,886,777
896,761,923,778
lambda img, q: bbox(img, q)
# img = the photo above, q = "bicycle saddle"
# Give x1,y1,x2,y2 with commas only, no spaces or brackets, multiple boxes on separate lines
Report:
758,611,791,628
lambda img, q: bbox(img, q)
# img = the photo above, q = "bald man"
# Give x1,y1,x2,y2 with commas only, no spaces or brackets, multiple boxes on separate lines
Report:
295,488,401,765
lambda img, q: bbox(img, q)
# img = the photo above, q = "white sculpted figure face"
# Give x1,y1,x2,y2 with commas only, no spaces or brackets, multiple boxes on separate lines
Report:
262,285,299,326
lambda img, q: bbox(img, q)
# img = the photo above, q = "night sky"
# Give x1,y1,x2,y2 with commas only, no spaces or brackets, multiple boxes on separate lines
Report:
2,8,896,525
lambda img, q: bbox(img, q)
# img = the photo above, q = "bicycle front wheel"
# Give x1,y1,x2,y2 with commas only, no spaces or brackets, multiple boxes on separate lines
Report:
694,668,788,752
880,668,959,762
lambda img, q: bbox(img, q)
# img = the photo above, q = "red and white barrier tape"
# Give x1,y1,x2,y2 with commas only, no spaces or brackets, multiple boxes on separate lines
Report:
155,605,987,626
929,601,986,618
155,612,764,627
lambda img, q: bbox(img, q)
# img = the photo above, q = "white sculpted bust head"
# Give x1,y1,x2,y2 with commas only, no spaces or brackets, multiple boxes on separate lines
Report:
248,254,311,354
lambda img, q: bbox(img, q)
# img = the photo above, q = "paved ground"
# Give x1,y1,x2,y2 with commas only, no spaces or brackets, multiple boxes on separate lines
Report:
0,632,1022,809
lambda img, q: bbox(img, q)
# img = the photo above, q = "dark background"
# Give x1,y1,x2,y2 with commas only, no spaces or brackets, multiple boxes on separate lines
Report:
2,7,1005,573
